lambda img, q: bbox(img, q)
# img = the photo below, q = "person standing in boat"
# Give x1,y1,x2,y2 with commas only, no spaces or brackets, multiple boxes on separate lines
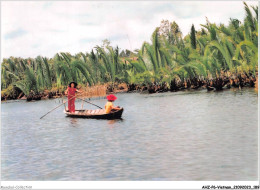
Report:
65,82,82,113
105,94,121,114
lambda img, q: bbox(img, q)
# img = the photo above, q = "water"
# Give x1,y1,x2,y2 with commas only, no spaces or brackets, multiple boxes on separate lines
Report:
1,88,258,180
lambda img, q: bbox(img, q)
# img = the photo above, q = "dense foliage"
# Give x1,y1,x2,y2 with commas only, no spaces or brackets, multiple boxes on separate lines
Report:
1,2,258,99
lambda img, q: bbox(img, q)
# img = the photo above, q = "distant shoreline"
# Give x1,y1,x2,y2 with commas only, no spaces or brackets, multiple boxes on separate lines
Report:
1,84,257,104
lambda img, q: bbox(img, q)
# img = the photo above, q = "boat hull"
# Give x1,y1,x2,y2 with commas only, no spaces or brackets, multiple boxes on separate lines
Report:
64,108,124,119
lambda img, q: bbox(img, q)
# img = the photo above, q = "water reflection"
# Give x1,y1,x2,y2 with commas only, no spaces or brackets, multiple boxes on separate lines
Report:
1,89,258,180
69,118,78,127
107,118,123,125
108,120,116,125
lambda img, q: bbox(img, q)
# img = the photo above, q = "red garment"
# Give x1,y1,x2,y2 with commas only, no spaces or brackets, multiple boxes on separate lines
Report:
68,87,77,112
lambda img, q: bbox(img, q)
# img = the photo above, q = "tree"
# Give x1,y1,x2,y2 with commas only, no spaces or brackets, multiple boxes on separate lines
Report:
190,24,197,49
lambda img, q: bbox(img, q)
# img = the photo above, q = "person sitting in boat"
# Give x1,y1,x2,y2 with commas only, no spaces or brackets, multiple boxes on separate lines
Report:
105,94,121,114
65,82,82,113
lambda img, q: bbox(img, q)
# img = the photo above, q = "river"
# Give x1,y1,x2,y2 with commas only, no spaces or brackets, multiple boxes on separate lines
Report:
1,88,258,180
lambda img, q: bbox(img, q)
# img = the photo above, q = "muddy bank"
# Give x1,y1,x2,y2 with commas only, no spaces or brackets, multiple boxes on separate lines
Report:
126,73,258,94
1,73,258,102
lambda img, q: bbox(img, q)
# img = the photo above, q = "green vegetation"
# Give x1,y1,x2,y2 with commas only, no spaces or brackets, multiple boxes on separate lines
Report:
1,2,258,100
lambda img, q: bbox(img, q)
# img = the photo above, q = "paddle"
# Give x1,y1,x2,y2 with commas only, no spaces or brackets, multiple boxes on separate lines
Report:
40,94,103,119
76,97,103,109
64,91,103,109
40,95,77,119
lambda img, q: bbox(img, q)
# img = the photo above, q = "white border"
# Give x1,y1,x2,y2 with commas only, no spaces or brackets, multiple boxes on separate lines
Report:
1,181,260,189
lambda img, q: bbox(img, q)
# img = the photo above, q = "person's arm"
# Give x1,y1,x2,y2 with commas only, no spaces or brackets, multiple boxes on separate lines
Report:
112,105,121,110
65,87,69,95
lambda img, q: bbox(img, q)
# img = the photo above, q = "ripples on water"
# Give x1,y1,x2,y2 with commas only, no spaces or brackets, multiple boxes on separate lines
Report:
1,88,258,180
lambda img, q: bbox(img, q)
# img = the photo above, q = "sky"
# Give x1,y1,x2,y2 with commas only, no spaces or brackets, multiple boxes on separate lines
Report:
1,1,258,60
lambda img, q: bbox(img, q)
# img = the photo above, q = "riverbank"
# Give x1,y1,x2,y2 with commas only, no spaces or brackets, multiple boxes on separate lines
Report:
1,83,129,102
1,72,258,102
1,80,258,104
1,74,258,102
126,74,258,94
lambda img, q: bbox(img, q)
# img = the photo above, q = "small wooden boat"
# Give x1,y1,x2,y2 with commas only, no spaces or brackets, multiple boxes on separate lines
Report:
64,108,124,119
